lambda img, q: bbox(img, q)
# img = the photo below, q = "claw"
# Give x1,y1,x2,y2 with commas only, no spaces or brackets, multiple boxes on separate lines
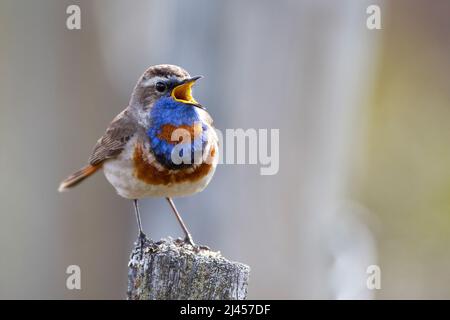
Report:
197,244,210,251
183,236,211,252
184,235,196,247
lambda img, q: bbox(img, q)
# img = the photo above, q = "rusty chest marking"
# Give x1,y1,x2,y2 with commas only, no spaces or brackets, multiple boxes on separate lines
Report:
133,144,213,185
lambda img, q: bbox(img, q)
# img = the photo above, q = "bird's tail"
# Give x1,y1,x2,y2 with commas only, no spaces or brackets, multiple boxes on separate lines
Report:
58,164,101,192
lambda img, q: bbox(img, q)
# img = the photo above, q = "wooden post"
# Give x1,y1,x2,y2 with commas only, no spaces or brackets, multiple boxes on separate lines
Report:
127,238,250,300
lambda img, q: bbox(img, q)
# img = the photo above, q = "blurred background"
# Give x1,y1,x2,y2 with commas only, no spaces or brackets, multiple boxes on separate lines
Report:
1,0,449,299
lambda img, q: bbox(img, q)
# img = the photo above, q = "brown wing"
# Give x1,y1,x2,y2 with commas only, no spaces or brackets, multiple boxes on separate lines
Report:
89,109,137,166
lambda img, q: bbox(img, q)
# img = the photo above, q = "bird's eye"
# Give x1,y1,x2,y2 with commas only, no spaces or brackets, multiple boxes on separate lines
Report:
155,81,167,93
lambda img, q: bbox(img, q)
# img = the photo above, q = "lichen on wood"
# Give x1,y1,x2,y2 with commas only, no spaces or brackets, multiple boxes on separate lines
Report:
127,237,250,300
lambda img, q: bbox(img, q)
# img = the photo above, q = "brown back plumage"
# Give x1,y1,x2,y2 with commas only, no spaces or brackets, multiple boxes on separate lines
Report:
88,109,137,165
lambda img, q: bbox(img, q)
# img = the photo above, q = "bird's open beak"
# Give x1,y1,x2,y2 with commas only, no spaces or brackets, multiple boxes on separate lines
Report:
171,76,205,109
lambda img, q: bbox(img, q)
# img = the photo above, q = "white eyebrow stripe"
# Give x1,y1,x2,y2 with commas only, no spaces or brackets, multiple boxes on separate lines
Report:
141,76,167,87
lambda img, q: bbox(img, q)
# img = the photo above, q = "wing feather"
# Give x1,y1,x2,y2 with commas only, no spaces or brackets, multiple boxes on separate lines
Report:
89,109,137,165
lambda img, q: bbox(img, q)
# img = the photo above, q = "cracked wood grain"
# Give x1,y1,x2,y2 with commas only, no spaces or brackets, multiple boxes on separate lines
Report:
127,238,250,300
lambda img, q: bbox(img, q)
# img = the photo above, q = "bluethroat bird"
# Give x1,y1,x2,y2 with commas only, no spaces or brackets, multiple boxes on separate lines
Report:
58,64,218,249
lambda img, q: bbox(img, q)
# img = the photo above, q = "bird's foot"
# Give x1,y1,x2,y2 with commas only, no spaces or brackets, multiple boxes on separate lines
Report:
183,235,210,252
196,244,211,251
184,234,195,247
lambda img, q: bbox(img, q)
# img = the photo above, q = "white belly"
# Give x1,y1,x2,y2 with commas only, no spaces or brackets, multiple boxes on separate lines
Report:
102,136,218,199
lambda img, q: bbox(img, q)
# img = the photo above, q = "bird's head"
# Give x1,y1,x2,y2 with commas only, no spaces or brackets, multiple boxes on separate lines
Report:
130,64,204,112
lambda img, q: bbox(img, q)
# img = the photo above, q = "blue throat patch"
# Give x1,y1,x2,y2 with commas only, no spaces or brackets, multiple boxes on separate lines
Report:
147,96,208,169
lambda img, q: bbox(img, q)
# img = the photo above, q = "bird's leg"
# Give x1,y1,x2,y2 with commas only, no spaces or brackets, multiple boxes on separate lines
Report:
133,199,147,257
166,197,195,247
